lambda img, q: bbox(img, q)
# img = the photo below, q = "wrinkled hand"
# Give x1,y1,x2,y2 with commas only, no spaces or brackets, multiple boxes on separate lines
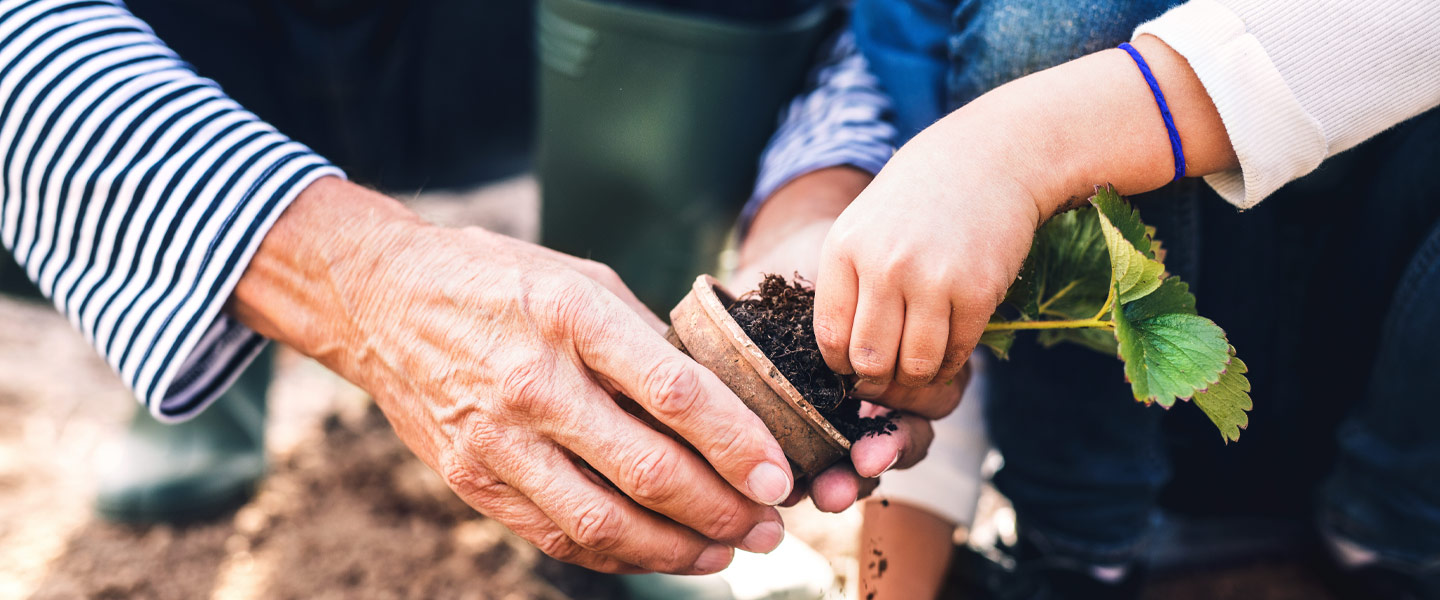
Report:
235,179,794,574
735,168,965,512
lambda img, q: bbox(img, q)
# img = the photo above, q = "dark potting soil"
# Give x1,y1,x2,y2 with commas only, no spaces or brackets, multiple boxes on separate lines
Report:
728,274,896,442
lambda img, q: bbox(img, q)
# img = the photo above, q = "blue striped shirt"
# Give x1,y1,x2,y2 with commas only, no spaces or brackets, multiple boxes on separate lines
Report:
742,28,897,236
0,0,341,422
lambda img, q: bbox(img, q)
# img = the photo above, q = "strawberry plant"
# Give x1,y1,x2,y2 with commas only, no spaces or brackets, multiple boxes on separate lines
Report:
979,186,1252,442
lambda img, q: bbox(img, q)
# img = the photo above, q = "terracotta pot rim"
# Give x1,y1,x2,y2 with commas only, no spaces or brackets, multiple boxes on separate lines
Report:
691,275,852,452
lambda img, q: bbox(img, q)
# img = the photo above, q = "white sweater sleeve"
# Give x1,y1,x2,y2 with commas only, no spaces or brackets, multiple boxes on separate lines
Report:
1135,0,1440,208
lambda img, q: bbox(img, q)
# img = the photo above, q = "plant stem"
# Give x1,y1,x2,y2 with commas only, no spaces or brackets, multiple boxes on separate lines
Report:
1091,284,1117,321
984,318,1115,332
1036,280,1080,315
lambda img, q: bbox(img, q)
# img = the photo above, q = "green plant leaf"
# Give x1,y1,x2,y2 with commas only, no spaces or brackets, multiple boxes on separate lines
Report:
1013,208,1112,321
1092,186,1165,304
1191,347,1252,443
1112,278,1229,407
1145,225,1168,267
979,328,1016,359
1093,185,1156,259
987,207,1112,357
981,185,1255,442
1125,275,1197,318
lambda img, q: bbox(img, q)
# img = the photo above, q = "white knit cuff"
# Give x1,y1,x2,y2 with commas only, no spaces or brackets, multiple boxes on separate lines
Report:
1135,0,1327,209
874,356,991,527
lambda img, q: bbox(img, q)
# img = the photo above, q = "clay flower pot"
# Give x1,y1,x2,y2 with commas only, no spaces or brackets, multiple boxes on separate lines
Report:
665,275,851,477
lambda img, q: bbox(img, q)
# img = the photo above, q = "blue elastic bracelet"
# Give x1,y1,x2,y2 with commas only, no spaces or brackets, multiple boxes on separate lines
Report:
1118,42,1185,181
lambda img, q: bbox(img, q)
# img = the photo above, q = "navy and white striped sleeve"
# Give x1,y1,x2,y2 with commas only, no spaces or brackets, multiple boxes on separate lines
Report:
0,0,344,422
740,28,897,236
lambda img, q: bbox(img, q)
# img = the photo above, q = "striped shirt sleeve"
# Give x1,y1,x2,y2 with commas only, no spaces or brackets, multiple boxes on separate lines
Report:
0,0,344,422
740,28,897,236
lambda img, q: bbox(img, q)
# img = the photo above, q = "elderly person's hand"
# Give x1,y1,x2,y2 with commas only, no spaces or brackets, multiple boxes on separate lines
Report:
733,167,964,513
231,177,794,574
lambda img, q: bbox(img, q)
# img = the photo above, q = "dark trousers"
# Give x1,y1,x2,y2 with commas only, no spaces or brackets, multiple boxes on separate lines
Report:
124,0,537,192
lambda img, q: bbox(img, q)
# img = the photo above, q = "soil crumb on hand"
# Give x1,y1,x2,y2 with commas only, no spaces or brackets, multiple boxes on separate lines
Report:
728,274,896,441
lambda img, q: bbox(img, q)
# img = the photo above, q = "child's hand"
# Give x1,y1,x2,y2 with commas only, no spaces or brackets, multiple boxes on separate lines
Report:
812,32,1243,388
735,167,967,513
814,121,1044,389
813,35,1240,390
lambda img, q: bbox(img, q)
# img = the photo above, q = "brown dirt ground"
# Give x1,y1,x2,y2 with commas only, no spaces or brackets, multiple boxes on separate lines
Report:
29,407,623,600
0,289,621,599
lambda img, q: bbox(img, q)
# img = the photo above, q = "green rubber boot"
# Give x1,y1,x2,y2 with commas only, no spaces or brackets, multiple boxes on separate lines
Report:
95,348,271,524
536,0,833,311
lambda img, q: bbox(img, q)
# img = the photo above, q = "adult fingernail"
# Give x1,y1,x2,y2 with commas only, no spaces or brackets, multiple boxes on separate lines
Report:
858,451,900,478
853,380,886,399
738,521,785,554
747,462,793,506
692,543,733,574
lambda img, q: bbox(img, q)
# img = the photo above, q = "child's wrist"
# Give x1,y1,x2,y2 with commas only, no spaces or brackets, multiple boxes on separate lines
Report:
922,92,1070,227
1008,36,1235,216
928,38,1223,224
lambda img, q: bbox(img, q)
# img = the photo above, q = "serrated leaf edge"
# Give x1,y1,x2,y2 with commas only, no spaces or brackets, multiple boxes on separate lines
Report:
1189,346,1252,443
1092,187,1166,304
1111,286,1230,406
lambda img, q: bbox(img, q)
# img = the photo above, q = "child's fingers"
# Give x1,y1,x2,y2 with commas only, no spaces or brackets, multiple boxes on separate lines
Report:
847,276,905,386
936,299,980,383
858,378,962,421
895,296,950,387
814,244,859,375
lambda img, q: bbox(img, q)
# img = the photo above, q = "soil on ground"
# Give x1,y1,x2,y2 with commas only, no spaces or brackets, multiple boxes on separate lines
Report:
728,274,896,441
19,398,623,600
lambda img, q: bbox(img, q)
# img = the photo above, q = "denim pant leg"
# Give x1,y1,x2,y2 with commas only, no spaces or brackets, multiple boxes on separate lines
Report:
1319,116,1440,572
986,340,1171,563
1319,219,1440,573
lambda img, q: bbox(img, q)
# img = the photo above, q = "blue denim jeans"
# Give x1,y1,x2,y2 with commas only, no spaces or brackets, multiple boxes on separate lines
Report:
854,0,1440,574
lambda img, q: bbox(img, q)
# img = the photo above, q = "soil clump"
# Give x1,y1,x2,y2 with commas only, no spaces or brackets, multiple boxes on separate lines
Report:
728,274,896,441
